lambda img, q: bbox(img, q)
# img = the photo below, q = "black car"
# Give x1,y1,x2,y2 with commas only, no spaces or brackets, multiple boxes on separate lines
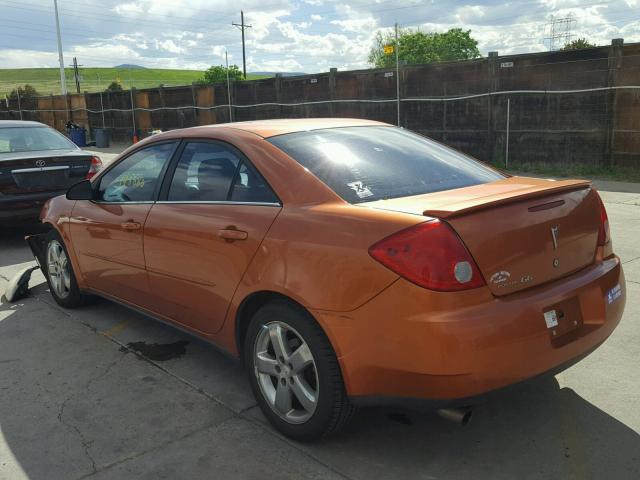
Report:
0,120,102,222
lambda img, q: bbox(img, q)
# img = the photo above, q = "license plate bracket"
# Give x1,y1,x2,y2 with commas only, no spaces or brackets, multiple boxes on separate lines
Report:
543,296,583,341
12,168,70,190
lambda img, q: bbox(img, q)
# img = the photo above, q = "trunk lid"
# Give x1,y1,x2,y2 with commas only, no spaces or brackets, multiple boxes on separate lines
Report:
0,149,92,195
363,177,600,296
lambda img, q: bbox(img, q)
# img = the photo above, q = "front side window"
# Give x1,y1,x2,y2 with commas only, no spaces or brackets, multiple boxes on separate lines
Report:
97,142,178,202
0,126,76,154
167,141,278,203
268,126,504,204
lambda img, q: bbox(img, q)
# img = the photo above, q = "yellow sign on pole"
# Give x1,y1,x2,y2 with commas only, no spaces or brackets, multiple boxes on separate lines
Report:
383,45,394,55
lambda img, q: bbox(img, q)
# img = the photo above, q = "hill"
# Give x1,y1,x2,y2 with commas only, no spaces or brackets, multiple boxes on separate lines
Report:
0,67,270,97
251,71,307,77
114,64,147,69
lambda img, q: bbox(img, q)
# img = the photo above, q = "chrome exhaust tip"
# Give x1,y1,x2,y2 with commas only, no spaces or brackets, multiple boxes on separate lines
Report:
436,407,472,426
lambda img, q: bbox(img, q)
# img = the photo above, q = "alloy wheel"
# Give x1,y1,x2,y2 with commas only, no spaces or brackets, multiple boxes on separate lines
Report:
46,240,71,299
253,321,319,424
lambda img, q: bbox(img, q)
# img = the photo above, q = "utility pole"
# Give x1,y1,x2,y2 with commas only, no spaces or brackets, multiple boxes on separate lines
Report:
53,0,67,95
225,50,233,122
72,57,81,93
232,10,252,79
395,22,400,127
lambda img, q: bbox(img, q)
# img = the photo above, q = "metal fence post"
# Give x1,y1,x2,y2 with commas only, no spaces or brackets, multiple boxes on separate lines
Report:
99,91,106,128
225,50,233,122
328,67,337,117
505,97,510,169
395,22,400,127
487,51,499,163
130,87,136,137
16,86,23,120
191,82,198,127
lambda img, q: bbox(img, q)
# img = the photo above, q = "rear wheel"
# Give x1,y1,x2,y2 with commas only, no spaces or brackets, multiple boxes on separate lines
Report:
245,301,355,441
44,230,89,308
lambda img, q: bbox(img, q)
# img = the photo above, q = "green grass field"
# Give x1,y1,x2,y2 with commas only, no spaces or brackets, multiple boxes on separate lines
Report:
0,67,268,97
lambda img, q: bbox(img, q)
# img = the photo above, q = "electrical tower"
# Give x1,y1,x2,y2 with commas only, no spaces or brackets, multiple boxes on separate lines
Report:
544,14,576,51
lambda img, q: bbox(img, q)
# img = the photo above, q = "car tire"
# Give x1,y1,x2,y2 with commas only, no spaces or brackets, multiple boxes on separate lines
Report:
43,230,90,308
244,301,355,441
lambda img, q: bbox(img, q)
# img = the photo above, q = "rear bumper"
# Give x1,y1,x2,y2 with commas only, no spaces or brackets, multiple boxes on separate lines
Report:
349,339,603,409
313,255,625,405
0,191,63,220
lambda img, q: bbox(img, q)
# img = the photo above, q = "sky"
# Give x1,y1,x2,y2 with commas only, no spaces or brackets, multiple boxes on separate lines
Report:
0,0,639,73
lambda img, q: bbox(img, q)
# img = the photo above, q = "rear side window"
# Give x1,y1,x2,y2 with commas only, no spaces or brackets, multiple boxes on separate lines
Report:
168,142,240,201
268,126,504,203
229,161,279,203
167,141,278,203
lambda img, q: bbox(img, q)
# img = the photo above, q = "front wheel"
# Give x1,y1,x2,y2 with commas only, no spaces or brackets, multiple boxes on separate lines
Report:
44,230,90,308
244,301,355,441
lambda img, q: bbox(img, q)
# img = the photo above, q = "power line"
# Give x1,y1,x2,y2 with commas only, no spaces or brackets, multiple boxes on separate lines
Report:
0,0,637,74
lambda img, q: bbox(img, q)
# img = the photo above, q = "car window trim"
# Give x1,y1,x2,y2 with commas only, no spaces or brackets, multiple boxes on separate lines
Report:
158,137,282,206
92,139,181,205
226,159,244,201
155,200,281,207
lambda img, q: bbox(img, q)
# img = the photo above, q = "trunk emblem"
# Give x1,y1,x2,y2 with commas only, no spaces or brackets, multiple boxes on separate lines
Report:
489,271,511,284
35,159,46,168
551,225,559,250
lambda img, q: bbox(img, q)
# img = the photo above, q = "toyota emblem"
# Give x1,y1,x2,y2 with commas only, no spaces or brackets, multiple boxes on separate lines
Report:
35,159,46,168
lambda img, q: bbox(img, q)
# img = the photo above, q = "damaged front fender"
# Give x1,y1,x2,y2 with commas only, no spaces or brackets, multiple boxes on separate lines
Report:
25,233,48,271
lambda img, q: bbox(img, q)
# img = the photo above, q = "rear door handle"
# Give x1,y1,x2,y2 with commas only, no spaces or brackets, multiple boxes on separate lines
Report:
121,221,141,231
218,228,248,241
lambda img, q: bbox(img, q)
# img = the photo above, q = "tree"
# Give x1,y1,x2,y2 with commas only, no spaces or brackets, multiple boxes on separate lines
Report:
561,38,596,50
198,64,243,84
368,28,481,68
106,81,123,92
8,84,39,103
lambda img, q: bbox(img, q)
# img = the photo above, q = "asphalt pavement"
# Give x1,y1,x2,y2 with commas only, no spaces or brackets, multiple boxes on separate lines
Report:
1,182,639,480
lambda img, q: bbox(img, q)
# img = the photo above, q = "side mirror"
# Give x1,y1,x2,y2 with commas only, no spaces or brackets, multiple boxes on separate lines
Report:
66,180,95,201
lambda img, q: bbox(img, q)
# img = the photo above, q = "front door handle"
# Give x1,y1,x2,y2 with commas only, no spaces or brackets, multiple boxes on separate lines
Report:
218,228,248,241
121,221,141,231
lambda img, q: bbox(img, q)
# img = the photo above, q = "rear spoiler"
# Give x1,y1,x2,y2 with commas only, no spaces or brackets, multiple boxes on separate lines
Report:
423,179,592,219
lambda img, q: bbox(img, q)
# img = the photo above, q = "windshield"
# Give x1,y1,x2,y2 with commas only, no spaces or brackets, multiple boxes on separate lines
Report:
268,126,504,204
0,126,77,154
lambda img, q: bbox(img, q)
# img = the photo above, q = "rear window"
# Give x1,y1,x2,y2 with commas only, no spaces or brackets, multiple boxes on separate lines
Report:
0,126,76,153
268,126,504,203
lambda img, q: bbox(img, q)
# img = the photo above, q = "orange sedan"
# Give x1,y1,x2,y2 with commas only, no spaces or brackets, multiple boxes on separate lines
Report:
26,119,625,440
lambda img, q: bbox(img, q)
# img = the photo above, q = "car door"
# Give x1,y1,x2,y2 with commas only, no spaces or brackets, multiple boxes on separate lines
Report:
70,141,178,305
143,140,282,334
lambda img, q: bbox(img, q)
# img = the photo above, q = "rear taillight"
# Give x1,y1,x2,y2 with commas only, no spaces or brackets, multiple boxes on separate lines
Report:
86,155,103,180
369,219,486,292
595,191,610,246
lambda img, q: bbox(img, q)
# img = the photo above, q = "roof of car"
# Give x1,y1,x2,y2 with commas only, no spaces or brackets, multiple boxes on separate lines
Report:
183,118,389,139
0,120,47,128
